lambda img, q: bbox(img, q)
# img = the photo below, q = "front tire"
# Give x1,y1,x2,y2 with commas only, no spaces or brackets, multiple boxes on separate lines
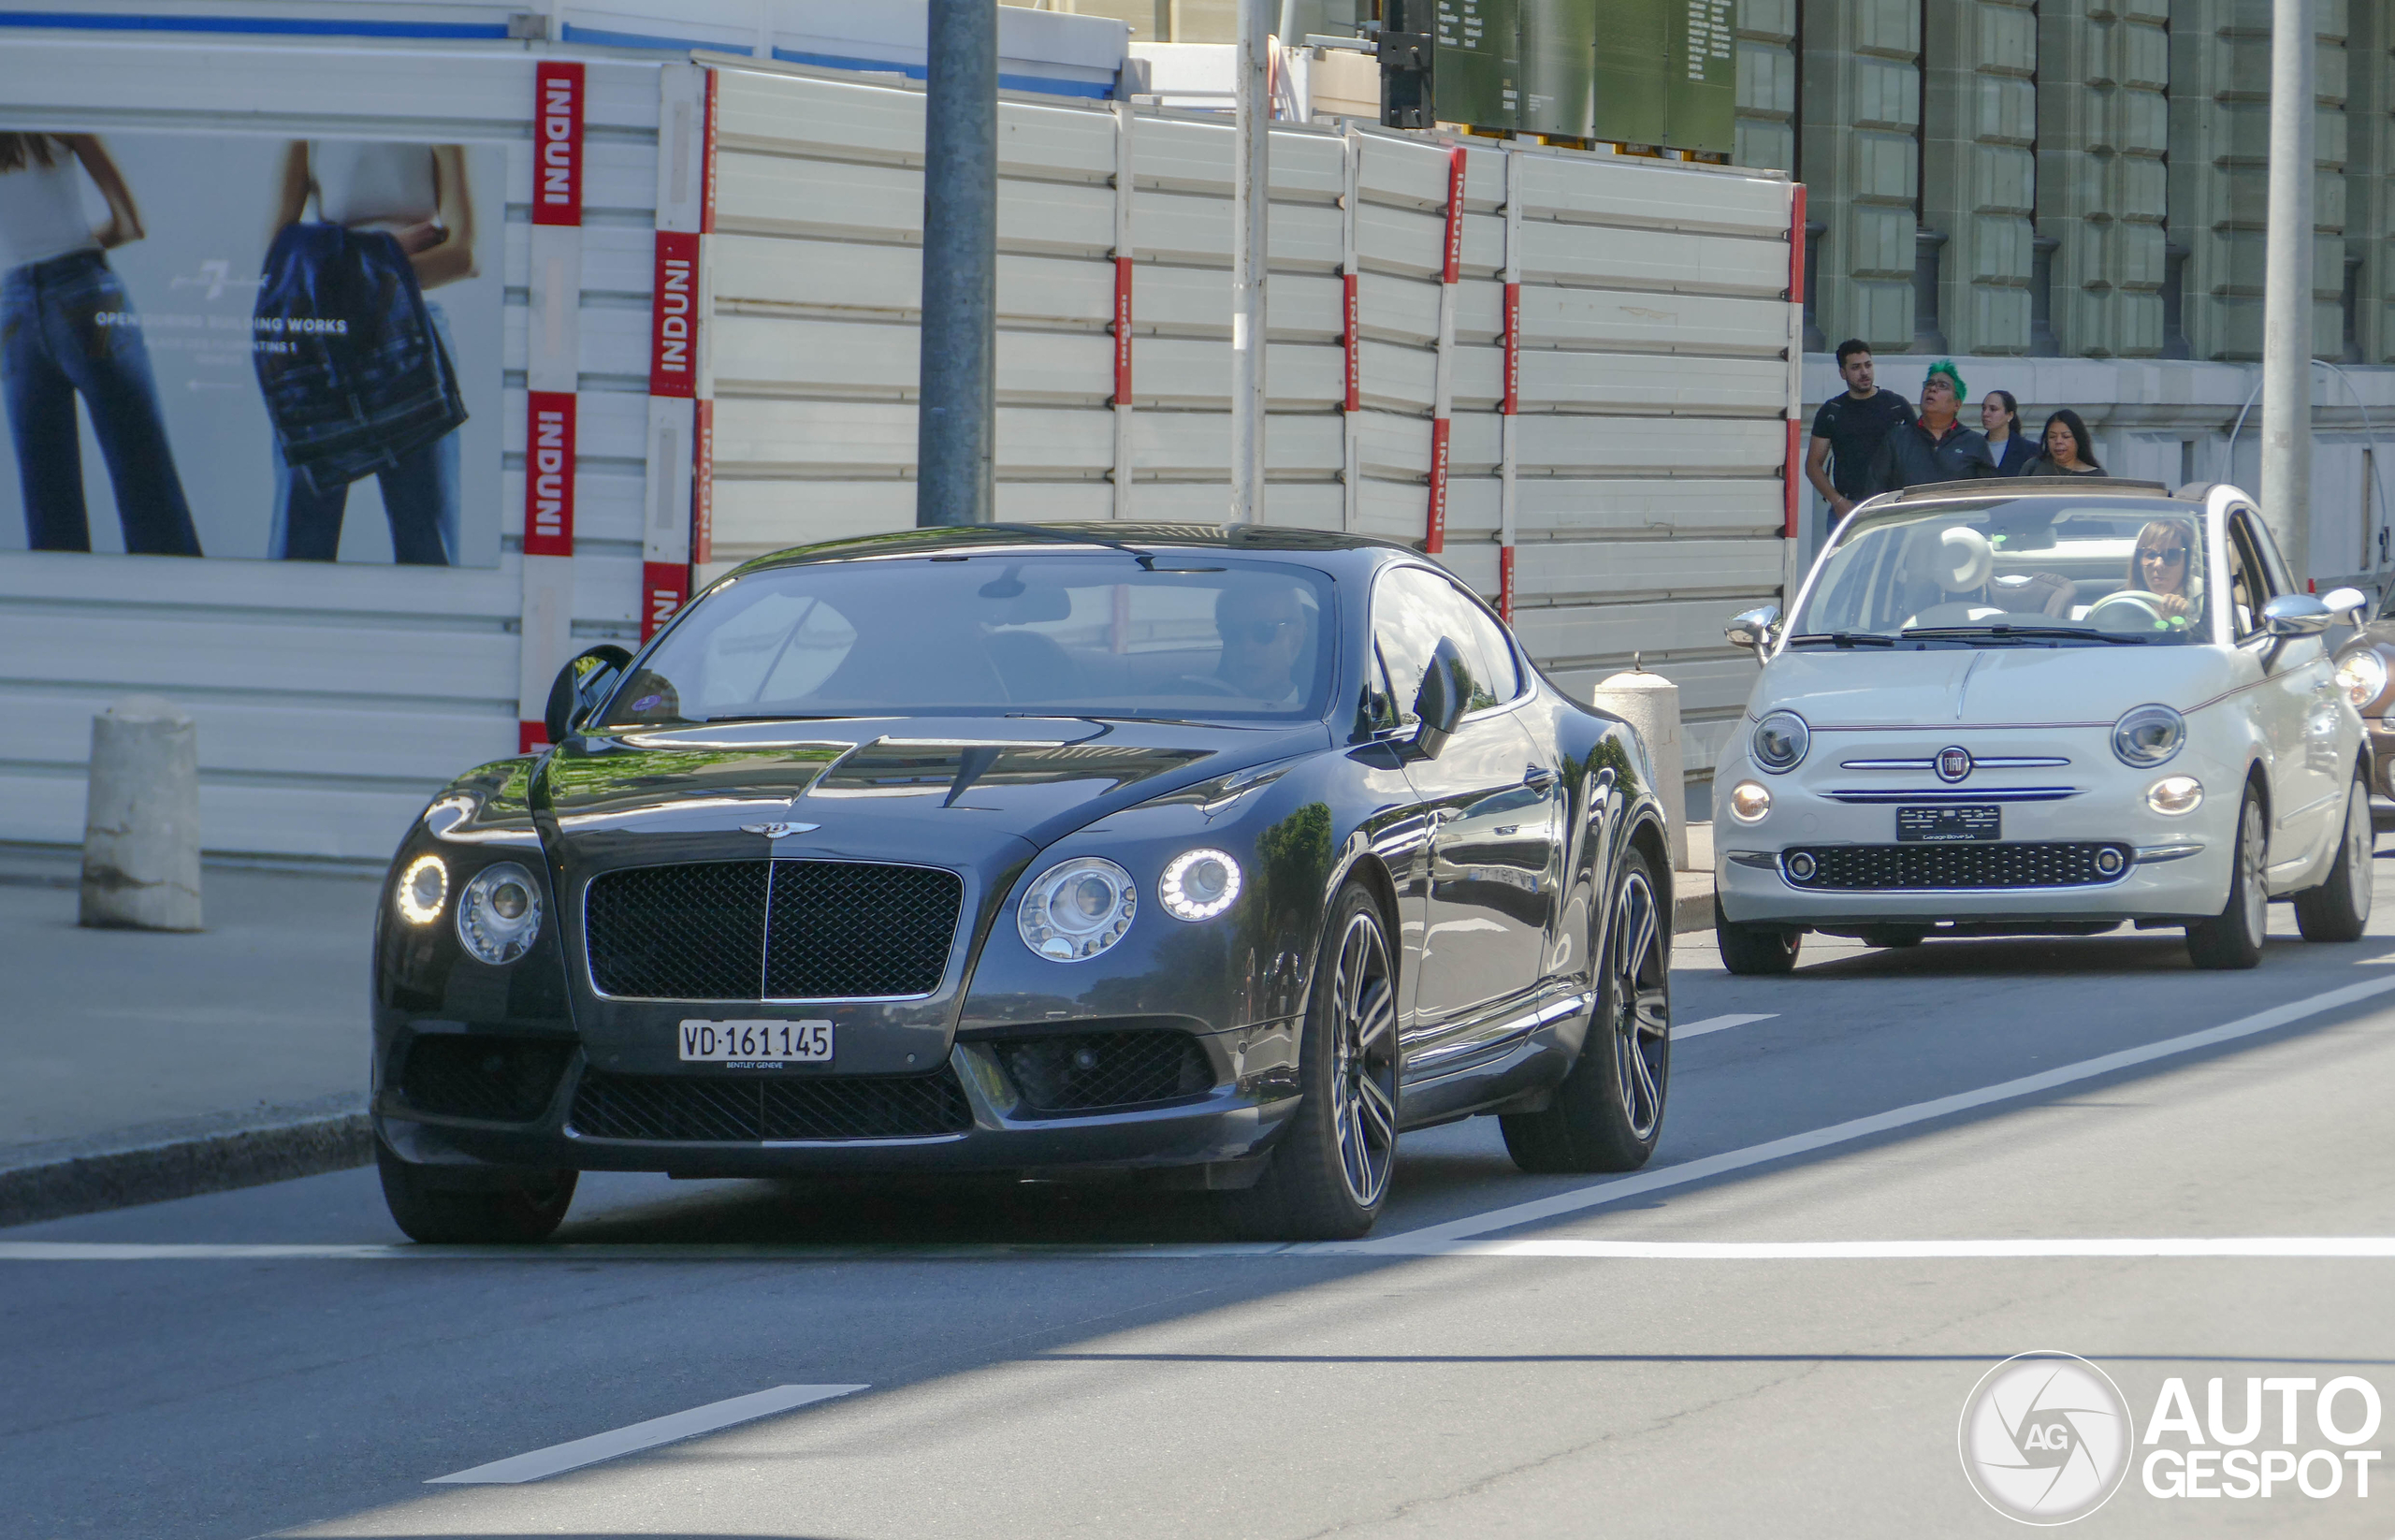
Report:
377,1145,577,1244
1502,846,1671,1174
2187,786,2269,970
1716,898,1801,975
1223,885,1401,1241
2295,773,2374,942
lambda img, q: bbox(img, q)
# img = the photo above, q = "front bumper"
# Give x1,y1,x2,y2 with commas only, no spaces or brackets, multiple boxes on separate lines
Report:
375,1024,1299,1180
1713,746,2232,930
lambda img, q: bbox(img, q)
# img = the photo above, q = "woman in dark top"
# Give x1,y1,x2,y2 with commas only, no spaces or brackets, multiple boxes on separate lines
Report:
1980,389,2038,476
2026,409,2106,476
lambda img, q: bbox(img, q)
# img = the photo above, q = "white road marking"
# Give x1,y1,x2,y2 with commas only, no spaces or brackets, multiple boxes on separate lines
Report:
1417,1238,2395,1259
1674,1012,1778,1039
426,1384,867,1485
1354,972,2395,1253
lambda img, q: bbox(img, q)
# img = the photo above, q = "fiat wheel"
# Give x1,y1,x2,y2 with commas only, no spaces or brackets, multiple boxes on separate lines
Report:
2187,786,2269,970
1502,844,1671,1174
1225,884,1401,1240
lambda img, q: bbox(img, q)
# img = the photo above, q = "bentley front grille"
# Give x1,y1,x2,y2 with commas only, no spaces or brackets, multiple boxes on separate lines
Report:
568,1066,973,1141
584,859,963,1000
1783,842,2133,892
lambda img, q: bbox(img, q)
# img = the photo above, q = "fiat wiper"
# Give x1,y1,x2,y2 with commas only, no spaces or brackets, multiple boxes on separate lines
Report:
1901,623,2151,644
1787,631,1896,648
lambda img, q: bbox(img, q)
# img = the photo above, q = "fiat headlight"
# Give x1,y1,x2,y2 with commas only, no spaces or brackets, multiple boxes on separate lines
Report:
2112,704,2185,767
1727,780,1772,822
2338,649,2388,712
1750,711,1809,773
456,861,543,965
1159,848,1242,922
396,854,447,924
1019,856,1138,961
2145,776,2203,815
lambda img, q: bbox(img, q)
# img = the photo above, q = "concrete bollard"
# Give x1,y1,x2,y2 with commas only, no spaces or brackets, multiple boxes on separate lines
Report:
1591,660,1686,872
80,695,203,932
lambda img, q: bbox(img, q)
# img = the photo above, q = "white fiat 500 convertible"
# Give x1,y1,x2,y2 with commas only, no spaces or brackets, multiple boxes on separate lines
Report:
1712,480,2375,973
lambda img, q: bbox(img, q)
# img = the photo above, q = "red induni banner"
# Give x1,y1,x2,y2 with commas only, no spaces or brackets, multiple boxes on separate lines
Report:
1498,545,1516,624
649,230,700,397
1502,282,1521,415
1425,418,1452,555
518,721,548,755
701,67,718,235
1441,145,1467,283
1343,271,1360,413
534,61,584,227
642,561,689,640
524,391,576,557
1112,256,1133,404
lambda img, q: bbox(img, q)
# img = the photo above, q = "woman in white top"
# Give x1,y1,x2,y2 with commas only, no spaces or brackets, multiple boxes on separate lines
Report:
0,132,201,555
265,140,476,564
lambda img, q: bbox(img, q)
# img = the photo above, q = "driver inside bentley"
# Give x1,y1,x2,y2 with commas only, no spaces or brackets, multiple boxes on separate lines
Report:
1212,582,1312,707
2126,517,2202,626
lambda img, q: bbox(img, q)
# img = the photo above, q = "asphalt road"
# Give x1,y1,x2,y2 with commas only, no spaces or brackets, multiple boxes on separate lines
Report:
11,862,2395,1537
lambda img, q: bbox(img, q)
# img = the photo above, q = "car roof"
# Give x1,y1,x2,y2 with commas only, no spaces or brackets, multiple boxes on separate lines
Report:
1884,476,2177,504
731,522,1417,575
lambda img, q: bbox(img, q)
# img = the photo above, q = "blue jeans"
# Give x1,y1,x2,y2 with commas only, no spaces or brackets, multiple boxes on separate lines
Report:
268,302,460,565
1,251,202,556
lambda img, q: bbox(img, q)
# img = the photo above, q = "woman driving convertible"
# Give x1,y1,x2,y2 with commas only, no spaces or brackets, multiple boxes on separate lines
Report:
2122,517,2202,628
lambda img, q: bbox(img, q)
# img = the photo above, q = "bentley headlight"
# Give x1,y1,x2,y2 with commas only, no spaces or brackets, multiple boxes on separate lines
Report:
2338,649,2388,712
1727,780,1772,822
456,861,543,965
1750,711,1810,773
396,854,447,924
2112,704,2185,767
1019,856,1138,961
1159,848,1242,922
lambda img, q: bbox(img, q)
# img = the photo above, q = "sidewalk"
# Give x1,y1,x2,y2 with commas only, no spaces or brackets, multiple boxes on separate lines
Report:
0,824,1718,1226
0,846,379,1226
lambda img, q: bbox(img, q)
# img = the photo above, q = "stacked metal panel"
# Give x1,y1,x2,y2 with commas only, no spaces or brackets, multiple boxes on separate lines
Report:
698,60,1798,792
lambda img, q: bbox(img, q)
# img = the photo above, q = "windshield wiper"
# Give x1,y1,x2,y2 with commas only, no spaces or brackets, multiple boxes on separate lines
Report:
1787,631,1896,647
1901,624,2151,644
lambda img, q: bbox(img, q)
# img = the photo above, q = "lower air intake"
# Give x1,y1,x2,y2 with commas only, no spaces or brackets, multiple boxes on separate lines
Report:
568,1066,973,1141
994,1030,1214,1113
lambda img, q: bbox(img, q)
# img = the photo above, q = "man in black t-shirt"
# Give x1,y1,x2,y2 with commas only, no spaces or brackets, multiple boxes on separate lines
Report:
1805,340,1915,541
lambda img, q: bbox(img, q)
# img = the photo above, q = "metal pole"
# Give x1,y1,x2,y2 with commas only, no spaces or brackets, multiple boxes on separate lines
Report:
917,0,997,526
1228,0,1270,523
2259,0,2315,574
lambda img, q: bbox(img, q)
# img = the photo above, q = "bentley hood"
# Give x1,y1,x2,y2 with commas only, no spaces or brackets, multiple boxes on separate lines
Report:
530,716,1330,868
1751,645,2253,730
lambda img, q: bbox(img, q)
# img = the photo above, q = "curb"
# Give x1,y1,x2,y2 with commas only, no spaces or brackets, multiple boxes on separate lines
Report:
1671,889,1713,936
0,1097,370,1229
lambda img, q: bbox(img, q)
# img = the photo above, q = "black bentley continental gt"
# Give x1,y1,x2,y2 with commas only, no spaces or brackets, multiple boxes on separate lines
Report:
373,524,1675,1242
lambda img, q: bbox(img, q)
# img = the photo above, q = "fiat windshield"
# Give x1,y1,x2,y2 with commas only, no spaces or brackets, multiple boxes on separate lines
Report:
1790,499,2214,649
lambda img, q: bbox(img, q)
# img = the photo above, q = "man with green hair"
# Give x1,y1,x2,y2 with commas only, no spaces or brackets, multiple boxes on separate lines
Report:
1865,359,1996,496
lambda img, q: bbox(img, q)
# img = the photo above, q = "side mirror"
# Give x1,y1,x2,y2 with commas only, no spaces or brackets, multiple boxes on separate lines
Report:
2321,586,2369,625
1726,603,1781,664
543,644,634,746
2260,594,2333,639
1410,638,1469,761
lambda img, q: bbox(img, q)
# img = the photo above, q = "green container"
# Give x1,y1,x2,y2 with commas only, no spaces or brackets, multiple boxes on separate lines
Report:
1590,0,1666,146
1519,0,1595,138
1432,0,1522,130
1665,0,1737,155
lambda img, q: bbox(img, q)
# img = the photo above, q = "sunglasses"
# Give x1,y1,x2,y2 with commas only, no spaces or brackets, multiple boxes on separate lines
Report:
1227,617,1298,645
2140,546,2190,563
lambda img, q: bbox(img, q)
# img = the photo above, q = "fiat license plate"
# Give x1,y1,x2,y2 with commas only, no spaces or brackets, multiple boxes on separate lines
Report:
679,1018,833,1064
1896,805,2000,843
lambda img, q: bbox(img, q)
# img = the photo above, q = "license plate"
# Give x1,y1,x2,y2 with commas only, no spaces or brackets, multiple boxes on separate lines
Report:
678,1018,832,1065
1896,805,2000,843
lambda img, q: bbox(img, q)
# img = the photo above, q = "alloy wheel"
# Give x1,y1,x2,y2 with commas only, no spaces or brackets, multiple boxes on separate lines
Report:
1327,909,1400,1209
2346,786,2375,922
1611,869,1669,1140
2238,797,2268,941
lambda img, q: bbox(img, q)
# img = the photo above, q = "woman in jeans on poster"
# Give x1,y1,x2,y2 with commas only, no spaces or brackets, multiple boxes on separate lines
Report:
266,141,475,564
0,133,202,555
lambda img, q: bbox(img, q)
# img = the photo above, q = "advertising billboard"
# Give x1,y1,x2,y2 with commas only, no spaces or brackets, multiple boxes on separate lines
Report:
0,130,505,566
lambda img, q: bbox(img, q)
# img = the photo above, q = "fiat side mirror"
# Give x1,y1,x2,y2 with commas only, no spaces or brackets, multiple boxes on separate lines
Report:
1410,639,1470,761
1726,604,1781,664
2260,594,2333,639
543,644,635,746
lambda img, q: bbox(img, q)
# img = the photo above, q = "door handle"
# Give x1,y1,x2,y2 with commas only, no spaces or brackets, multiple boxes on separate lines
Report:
1522,765,1558,792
